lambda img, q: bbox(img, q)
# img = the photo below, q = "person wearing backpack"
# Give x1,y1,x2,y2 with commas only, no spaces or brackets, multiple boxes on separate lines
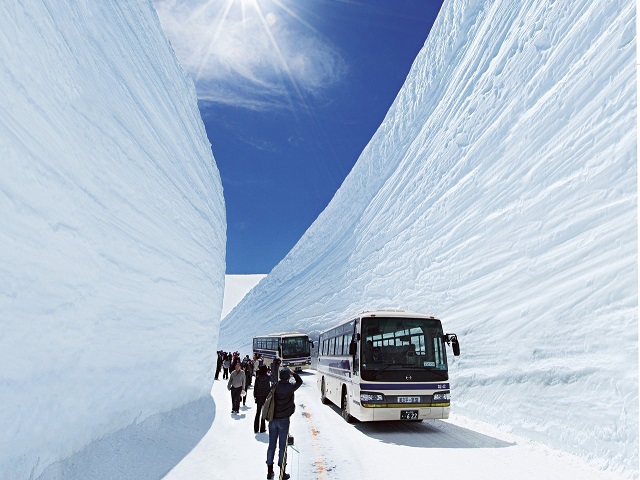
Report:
253,365,271,433
266,368,302,480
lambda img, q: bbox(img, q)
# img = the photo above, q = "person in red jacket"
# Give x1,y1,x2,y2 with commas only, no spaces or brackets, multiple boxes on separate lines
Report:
266,368,302,480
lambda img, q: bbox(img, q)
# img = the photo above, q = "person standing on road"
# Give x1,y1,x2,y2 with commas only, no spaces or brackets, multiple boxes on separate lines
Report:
269,357,281,386
241,363,249,407
214,351,224,380
227,361,246,414
266,368,302,480
244,354,254,389
222,354,230,380
253,365,271,433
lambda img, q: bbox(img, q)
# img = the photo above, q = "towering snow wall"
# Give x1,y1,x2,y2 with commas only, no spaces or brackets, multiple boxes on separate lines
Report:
221,0,637,474
0,2,225,477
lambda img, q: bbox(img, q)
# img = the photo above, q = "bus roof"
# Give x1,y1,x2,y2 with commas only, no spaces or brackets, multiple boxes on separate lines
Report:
264,332,308,338
357,309,438,319
319,309,441,334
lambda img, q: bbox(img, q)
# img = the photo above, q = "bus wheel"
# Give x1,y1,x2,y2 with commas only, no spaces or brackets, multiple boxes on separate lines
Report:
341,388,354,423
321,378,329,405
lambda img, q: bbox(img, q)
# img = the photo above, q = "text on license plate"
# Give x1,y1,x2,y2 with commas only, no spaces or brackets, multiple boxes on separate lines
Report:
397,396,420,403
401,410,419,420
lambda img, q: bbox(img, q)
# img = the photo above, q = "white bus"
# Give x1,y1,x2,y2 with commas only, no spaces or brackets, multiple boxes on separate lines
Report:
252,332,314,372
317,310,460,422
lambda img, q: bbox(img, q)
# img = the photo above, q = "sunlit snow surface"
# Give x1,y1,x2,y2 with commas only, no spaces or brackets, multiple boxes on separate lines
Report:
0,2,225,478
221,0,638,475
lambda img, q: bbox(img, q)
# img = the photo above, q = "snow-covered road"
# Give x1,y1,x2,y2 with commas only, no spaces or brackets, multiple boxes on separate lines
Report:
164,371,628,480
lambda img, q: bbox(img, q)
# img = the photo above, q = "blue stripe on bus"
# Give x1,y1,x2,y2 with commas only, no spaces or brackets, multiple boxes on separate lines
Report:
359,383,449,390
317,358,350,369
317,369,353,383
253,350,277,357
253,350,310,362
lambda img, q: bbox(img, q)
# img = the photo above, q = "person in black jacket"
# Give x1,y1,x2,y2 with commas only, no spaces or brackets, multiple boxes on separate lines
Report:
269,357,281,387
214,351,224,380
253,365,271,433
266,368,302,480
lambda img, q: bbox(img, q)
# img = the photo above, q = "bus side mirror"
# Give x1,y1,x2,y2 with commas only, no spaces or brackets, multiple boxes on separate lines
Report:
452,339,460,356
349,340,357,356
310,340,315,349
445,334,461,356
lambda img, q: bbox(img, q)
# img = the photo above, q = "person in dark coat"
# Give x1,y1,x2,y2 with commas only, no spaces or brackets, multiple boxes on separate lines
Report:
241,363,249,407
214,351,223,380
231,352,240,370
244,355,254,389
269,357,281,386
222,354,231,380
266,369,302,480
253,365,271,434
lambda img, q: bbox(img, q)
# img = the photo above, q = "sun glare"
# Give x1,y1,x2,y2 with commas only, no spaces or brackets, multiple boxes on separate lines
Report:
195,0,315,105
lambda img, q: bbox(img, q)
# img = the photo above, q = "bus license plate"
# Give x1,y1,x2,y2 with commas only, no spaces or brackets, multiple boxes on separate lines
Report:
397,396,420,403
401,410,419,420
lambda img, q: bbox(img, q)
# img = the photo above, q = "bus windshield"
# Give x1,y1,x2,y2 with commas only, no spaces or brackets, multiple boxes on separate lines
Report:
281,336,310,358
360,316,448,381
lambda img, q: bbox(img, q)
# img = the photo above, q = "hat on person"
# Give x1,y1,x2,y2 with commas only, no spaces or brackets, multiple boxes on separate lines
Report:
279,369,291,380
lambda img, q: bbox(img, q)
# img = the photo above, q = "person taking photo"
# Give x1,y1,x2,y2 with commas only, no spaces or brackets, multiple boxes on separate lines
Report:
266,368,302,480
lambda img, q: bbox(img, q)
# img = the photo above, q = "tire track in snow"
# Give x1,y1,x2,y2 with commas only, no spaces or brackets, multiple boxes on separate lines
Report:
299,403,329,480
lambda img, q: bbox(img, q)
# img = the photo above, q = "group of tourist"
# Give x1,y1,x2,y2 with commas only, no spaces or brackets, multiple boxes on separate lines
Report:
215,350,302,480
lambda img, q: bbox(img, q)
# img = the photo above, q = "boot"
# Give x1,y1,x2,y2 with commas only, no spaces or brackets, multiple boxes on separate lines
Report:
267,464,274,479
281,473,290,480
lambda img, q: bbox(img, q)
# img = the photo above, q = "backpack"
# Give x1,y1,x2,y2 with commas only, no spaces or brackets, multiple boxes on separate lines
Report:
262,384,278,422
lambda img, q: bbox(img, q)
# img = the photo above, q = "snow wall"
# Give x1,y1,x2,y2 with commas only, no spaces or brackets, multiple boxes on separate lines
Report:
0,2,226,478
221,0,637,475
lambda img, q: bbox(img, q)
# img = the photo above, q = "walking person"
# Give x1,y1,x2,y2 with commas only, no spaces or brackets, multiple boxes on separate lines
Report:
244,355,254,389
241,363,249,407
222,354,230,380
253,365,271,433
231,352,240,370
266,368,302,480
214,351,223,380
227,361,246,414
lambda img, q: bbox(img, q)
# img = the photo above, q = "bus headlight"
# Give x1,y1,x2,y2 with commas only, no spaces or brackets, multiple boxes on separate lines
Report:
433,392,450,401
361,392,385,402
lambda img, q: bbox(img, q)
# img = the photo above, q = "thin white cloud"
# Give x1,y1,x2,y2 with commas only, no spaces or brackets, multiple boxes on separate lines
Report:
154,0,346,110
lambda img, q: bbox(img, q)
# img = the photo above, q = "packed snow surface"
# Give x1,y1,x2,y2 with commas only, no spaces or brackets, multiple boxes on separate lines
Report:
221,0,638,476
163,371,631,480
0,2,225,478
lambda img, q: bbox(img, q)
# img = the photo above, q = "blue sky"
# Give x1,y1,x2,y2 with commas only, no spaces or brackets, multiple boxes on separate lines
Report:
155,0,444,273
